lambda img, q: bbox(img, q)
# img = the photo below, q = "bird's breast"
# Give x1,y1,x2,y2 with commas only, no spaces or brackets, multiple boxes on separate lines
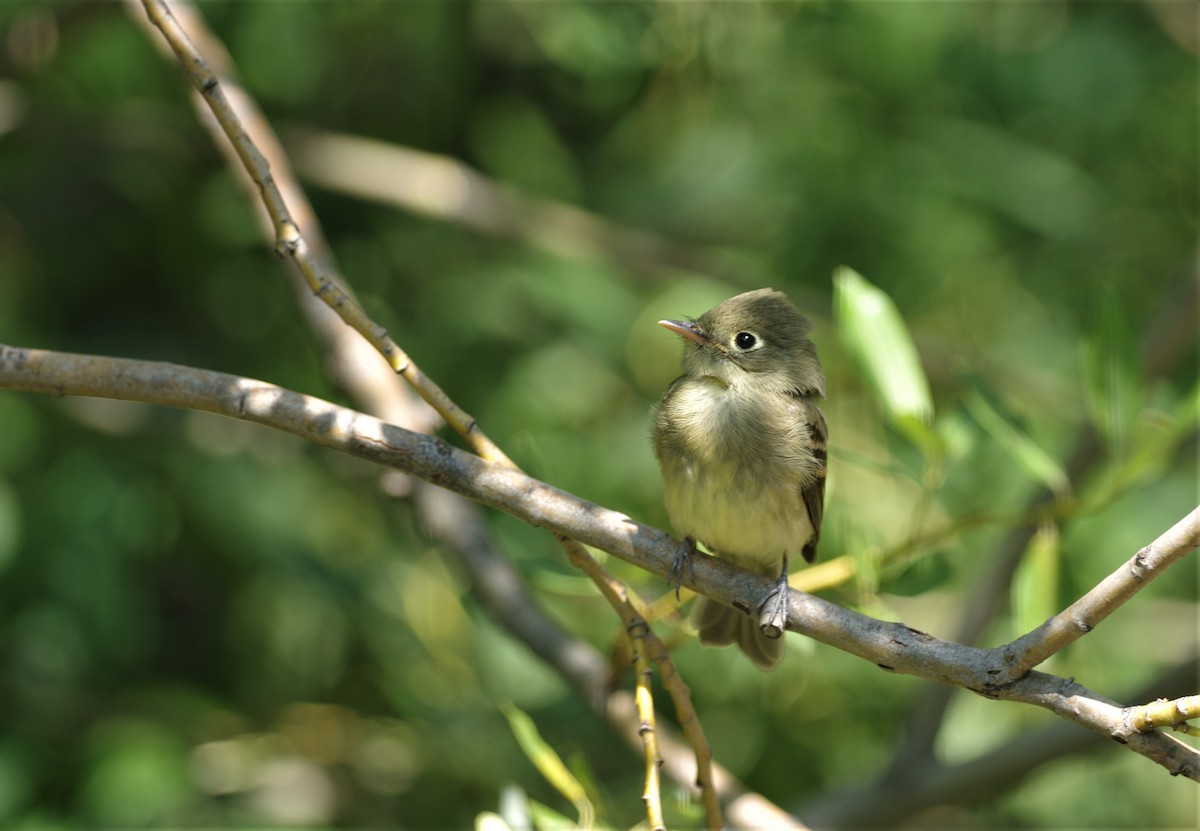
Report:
654,379,818,569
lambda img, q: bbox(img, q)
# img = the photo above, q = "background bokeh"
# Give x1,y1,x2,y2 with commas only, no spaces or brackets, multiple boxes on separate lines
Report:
0,1,1196,827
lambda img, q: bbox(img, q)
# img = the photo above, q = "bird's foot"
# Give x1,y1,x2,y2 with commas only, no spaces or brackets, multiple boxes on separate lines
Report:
758,556,791,640
668,537,698,600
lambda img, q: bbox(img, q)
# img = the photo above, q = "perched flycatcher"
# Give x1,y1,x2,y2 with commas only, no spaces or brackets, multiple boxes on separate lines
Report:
651,288,827,670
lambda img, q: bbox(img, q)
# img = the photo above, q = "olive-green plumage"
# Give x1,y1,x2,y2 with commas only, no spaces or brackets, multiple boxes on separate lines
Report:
651,288,827,670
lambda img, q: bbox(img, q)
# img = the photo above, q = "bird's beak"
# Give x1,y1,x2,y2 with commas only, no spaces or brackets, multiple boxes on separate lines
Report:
658,319,711,347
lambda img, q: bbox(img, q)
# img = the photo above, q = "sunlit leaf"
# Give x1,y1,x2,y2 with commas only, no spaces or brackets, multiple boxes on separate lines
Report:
528,798,603,831
501,703,595,830
1083,378,1199,508
833,266,936,446
475,811,514,831
1011,524,1061,644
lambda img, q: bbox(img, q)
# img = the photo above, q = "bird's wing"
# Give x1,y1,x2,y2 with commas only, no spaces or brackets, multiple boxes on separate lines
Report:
799,401,827,563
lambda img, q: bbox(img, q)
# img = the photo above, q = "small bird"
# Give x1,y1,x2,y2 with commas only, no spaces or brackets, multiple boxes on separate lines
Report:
651,288,827,670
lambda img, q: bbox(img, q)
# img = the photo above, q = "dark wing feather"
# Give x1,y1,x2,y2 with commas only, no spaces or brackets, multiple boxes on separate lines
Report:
799,401,827,563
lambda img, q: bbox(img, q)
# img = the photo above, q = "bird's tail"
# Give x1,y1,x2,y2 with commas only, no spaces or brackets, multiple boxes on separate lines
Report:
693,598,783,671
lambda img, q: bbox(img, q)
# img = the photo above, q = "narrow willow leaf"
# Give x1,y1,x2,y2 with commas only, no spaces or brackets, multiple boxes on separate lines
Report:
964,386,1070,496
1088,378,1199,504
475,812,514,831
566,751,603,826
528,800,594,831
501,703,595,829
833,266,935,431
1012,523,1061,644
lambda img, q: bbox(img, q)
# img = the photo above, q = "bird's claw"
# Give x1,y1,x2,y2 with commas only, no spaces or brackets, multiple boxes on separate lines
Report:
668,537,698,600
758,556,791,640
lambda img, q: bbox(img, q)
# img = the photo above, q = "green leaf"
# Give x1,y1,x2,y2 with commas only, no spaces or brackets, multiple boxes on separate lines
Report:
528,799,590,831
963,385,1070,496
475,811,514,831
1085,377,1199,506
833,266,935,435
1011,524,1061,643
500,703,595,830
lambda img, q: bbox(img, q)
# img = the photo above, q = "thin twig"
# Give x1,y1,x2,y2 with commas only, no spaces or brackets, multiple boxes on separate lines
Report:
629,619,666,831
1124,695,1200,739
416,485,769,828
994,507,1200,684
285,127,738,283
126,0,441,444
635,608,724,831
558,536,723,831
136,0,510,466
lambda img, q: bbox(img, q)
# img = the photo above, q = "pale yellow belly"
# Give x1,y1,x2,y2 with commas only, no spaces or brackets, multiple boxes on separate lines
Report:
663,461,814,575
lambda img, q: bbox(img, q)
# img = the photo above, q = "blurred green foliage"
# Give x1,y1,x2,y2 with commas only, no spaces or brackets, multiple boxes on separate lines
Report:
0,1,1196,827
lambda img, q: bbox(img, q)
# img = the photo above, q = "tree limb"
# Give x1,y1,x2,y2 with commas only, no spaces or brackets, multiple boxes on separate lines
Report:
2,343,1195,780
135,0,510,466
285,126,741,284
802,658,1199,827
887,255,1199,776
994,507,1200,684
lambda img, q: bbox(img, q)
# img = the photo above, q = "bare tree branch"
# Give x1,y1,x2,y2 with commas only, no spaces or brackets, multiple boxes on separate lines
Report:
988,670,1197,776
125,0,441,443
994,507,1200,684
11,2,1183,826
284,127,741,283
802,658,1199,827
888,256,1200,776
887,430,1103,773
2,344,1195,781
130,3,731,822
134,0,510,466
58,4,1200,811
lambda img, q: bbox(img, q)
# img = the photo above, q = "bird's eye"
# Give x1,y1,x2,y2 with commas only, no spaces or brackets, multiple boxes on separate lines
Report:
734,332,757,350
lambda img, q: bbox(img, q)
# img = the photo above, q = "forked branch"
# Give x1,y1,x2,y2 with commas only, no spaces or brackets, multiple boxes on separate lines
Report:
1,344,1196,780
